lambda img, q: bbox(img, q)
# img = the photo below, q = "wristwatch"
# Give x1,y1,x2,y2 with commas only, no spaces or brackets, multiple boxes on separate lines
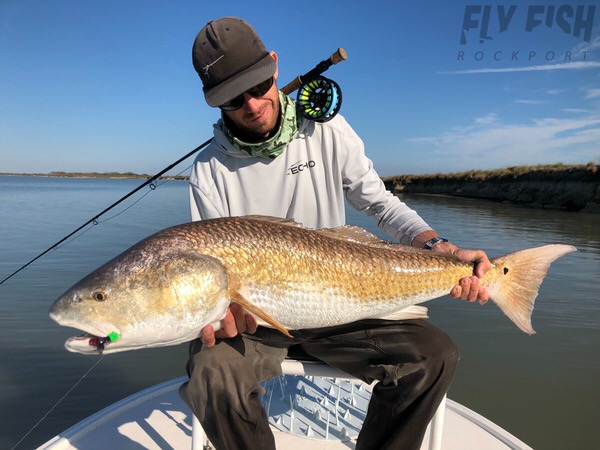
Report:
423,236,449,250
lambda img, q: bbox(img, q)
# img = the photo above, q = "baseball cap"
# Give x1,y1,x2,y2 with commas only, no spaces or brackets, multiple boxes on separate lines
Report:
192,17,277,107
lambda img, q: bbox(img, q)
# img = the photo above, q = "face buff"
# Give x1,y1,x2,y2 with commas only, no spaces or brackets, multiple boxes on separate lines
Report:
223,91,300,159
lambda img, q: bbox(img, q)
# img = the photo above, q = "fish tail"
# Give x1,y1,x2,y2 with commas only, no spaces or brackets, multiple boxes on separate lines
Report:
487,244,576,334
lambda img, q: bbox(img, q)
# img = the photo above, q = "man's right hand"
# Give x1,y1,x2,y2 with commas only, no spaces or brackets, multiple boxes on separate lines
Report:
200,303,258,348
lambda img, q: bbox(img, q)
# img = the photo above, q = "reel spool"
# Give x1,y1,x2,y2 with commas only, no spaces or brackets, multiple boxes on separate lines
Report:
296,76,342,122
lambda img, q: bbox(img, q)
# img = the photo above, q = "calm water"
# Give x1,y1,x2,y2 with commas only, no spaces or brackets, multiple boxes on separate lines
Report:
0,176,598,450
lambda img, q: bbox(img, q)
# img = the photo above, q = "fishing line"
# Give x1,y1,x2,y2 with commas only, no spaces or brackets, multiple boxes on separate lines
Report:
96,165,192,224
0,140,211,286
10,355,106,450
47,175,183,251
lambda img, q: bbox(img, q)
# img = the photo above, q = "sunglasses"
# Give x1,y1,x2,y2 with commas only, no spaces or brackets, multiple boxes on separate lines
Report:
219,77,275,111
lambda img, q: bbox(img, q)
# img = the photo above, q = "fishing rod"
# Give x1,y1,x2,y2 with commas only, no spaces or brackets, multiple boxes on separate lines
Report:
281,47,347,95
0,139,211,286
0,47,347,287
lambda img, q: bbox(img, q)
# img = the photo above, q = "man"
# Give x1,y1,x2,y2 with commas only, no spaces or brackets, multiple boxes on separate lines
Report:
179,17,491,450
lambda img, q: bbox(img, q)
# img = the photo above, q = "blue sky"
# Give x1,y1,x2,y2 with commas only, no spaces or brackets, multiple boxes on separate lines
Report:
1,0,599,176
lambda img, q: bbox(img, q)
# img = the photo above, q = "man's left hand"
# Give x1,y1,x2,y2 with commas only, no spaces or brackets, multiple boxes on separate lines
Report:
449,248,491,304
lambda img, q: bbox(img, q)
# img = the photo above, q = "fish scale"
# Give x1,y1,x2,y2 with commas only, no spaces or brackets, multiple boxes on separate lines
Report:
49,215,576,354
183,218,462,299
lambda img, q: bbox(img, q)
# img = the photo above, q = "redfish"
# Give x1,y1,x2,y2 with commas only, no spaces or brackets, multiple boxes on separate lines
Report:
49,216,575,354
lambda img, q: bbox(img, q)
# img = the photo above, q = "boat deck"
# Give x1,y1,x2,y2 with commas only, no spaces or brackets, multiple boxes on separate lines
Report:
39,361,532,450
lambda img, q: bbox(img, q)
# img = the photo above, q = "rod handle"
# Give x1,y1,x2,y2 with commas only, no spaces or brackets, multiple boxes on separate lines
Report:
281,76,303,95
281,48,347,95
330,47,348,65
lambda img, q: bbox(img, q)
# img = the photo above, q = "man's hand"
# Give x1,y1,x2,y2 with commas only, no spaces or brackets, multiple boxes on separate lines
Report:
449,248,491,304
200,303,258,348
414,232,492,305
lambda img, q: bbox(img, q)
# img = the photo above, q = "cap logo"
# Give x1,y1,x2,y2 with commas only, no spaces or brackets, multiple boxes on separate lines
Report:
202,55,224,78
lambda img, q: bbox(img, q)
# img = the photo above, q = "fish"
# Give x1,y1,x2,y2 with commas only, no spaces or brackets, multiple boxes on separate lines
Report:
49,215,576,354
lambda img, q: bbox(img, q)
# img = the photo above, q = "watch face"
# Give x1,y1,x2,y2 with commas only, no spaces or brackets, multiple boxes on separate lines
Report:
424,237,448,250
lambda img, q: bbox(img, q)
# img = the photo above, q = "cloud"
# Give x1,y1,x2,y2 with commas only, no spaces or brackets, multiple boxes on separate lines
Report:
572,36,600,56
440,61,600,74
474,113,499,125
563,108,596,113
515,100,546,105
407,112,600,171
585,88,600,99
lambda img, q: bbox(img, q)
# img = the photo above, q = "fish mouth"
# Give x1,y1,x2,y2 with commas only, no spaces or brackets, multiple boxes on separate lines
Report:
65,333,119,354
50,314,120,354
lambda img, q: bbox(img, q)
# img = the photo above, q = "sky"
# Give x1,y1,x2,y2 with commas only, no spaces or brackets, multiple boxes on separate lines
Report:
1,0,599,177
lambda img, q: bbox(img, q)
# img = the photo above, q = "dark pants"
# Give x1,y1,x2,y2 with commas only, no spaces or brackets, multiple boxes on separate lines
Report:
179,319,459,450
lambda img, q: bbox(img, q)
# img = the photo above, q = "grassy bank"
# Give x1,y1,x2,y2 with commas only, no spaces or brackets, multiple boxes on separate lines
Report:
382,162,598,183
383,162,600,213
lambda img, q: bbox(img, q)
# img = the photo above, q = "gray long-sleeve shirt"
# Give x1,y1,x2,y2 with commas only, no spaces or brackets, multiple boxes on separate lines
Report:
189,113,432,246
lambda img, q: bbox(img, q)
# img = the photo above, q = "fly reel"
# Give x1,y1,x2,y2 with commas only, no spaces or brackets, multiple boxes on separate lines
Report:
296,76,342,122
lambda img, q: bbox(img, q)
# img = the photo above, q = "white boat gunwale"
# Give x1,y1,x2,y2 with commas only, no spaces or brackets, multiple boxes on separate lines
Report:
38,360,533,450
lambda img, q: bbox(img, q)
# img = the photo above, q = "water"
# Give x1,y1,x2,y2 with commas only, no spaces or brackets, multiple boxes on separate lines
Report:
1,176,598,450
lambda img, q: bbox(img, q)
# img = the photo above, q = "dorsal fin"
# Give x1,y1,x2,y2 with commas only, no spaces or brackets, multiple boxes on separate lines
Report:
243,215,306,228
242,216,390,246
317,225,389,246
242,215,426,254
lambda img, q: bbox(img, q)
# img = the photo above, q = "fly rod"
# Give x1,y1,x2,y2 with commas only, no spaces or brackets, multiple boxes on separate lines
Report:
0,139,211,286
281,47,347,94
0,47,347,286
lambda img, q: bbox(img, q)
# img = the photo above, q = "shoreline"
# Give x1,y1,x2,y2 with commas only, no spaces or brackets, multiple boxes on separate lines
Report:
383,163,600,213
0,171,188,181
3,162,599,213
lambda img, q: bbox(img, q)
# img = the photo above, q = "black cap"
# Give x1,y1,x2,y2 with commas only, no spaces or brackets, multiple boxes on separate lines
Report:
192,17,276,107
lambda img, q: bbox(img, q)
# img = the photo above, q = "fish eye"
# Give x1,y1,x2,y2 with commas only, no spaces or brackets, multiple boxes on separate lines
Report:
92,290,108,302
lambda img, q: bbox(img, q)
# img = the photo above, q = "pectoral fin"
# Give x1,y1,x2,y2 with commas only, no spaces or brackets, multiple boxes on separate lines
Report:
229,289,293,338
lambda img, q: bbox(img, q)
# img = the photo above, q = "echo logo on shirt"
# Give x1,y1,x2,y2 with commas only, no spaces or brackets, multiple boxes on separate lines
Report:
287,160,316,175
